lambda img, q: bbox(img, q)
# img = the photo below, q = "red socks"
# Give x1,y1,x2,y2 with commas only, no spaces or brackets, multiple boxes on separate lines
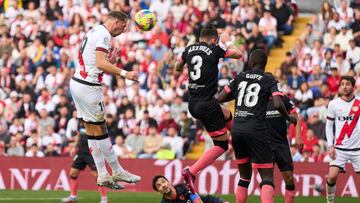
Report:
98,186,107,198
189,146,226,175
236,178,250,203
70,178,78,197
285,189,295,203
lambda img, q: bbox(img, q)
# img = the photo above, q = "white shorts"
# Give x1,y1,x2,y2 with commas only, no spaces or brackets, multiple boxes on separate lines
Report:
329,148,360,172
70,78,105,123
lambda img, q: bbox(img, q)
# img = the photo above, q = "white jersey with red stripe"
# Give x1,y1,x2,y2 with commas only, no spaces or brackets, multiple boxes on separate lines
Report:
326,96,360,149
74,25,111,84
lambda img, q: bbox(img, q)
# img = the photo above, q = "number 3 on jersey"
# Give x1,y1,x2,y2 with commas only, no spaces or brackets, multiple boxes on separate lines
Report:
237,81,260,107
190,55,203,80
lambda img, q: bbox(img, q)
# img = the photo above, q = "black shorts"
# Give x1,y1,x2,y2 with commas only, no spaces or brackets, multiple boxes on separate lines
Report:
72,153,97,171
189,98,227,137
232,130,274,169
270,142,293,172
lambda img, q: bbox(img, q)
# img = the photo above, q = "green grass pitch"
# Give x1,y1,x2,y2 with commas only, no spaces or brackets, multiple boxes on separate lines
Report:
0,190,358,203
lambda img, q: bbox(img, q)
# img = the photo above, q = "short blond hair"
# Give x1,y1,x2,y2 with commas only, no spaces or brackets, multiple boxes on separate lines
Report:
108,10,128,21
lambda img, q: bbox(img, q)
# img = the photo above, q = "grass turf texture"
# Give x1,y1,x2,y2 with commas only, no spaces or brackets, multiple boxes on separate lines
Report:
0,190,358,203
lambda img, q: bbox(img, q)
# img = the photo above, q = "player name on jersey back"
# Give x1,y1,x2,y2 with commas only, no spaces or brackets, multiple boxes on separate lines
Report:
188,45,212,55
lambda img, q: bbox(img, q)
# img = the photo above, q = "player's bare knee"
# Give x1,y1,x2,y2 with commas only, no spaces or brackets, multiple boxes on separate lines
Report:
69,169,79,179
327,175,337,184
283,174,294,185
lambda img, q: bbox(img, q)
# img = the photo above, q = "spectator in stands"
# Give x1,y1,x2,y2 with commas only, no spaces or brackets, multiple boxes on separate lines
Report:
280,52,296,76
335,53,351,75
294,82,314,113
336,0,354,24
247,25,266,52
351,8,360,46
290,144,303,162
287,65,305,97
25,144,44,157
125,124,144,157
6,136,24,156
158,111,178,135
163,125,184,158
320,49,336,74
307,112,326,151
113,136,133,159
259,8,278,50
321,1,335,25
45,144,60,157
271,0,294,35
346,39,360,71
303,129,319,153
328,12,346,31
170,96,188,123
335,26,353,51
138,123,163,159
308,65,327,97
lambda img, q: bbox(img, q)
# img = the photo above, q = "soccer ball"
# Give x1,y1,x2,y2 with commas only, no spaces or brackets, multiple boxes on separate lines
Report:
134,9,156,31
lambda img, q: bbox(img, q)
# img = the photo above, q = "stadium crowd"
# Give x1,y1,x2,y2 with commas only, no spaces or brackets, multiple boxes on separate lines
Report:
0,0,359,163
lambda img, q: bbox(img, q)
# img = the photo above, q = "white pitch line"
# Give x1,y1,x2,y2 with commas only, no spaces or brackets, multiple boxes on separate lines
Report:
0,197,81,201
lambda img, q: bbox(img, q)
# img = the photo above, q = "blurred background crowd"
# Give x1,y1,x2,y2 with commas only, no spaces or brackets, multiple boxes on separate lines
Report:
0,0,359,163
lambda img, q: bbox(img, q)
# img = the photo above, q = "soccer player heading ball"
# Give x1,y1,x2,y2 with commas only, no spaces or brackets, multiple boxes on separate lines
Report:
70,10,140,190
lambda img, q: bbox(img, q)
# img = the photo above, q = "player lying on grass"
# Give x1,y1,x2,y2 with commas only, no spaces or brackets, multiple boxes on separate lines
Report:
152,175,229,203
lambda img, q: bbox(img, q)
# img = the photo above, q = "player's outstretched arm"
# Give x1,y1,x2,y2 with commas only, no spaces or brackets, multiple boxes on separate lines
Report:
273,96,296,124
215,88,233,103
293,111,303,150
220,33,242,59
96,51,138,82
174,60,186,76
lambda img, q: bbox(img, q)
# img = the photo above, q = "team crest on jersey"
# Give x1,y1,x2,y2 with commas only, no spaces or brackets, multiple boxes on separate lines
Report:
104,37,109,45
352,106,359,112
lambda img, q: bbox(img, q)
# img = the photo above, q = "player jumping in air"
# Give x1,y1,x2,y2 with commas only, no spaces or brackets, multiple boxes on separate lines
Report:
70,10,140,189
325,76,360,203
61,121,107,203
174,23,242,193
217,49,297,203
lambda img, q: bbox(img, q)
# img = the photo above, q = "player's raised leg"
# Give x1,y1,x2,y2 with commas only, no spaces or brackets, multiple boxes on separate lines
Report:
183,100,230,193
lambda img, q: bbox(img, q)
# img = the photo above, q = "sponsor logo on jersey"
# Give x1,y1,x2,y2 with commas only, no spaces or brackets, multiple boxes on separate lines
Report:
338,115,355,121
352,106,359,112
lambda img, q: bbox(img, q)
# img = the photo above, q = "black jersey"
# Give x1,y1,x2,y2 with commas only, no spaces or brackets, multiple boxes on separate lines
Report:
265,96,296,144
77,124,90,155
182,42,227,100
161,184,225,203
225,69,282,132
